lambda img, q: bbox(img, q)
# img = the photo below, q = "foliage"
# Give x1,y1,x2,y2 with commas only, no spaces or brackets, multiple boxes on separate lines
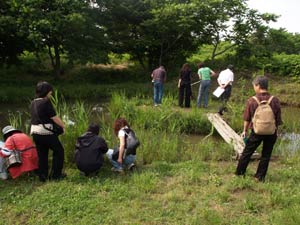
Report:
265,54,300,78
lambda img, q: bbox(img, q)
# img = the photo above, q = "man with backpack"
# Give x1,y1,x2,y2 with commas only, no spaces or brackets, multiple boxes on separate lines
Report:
235,76,282,182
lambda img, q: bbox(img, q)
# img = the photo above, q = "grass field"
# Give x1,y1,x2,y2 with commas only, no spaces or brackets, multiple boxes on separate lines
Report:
1,156,300,225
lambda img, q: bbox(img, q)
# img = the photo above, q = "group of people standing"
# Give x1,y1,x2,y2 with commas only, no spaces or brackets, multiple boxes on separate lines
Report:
151,64,282,182
0,81,137,181
151,63,234,113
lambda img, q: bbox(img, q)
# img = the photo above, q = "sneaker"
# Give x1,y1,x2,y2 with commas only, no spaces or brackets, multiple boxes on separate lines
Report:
128,163,136,171
111,167,124,173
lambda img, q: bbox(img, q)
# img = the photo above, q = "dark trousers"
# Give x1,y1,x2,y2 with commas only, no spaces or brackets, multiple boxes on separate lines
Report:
179,83,191,107
218,85,232,113
32,134,65,179
236,131,277,181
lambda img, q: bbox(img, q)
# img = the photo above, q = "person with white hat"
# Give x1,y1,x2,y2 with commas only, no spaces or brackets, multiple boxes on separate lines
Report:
0,125,38,179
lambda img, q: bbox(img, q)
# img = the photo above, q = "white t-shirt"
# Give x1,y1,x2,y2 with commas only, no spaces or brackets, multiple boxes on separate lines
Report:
217,68,234,85
118,126,128,138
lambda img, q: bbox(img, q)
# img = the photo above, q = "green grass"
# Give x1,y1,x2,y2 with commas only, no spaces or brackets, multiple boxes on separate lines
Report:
1,159,300,224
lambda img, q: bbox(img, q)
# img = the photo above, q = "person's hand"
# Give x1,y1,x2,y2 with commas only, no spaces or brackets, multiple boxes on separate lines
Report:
241,131,247,138
117,157,123,164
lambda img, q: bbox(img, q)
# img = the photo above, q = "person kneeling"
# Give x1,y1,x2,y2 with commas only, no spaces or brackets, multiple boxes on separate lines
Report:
75,123,108,176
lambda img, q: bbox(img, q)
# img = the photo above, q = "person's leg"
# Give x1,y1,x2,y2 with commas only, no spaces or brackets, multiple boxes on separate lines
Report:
106,149,123,170
123,154,136,168
48,135,65,179
153,82,159,105
197,83,203,107
236,132,263,176
203,80,211,108
185,84,191,107
158,83,164,104
178,85,184,107
255,134,277,181
32,134,49,181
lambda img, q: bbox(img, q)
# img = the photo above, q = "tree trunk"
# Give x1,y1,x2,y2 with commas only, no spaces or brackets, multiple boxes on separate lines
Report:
53,44,61,77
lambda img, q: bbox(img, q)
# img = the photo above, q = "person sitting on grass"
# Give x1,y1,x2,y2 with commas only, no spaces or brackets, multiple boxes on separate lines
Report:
75,123,108,177
106,118,137,173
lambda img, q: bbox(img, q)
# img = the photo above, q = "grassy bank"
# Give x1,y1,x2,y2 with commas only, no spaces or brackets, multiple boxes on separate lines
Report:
1,158,300,224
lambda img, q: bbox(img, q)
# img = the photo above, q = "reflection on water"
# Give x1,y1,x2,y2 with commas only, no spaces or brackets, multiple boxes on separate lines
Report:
278,132,300,154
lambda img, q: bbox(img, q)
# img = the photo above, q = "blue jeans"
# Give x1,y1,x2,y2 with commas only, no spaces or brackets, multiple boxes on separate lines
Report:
106,149,136,170
197,80,211,107
153,81,164,105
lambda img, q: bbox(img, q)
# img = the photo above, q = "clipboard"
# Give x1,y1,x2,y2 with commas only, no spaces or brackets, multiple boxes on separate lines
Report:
213,87,225,98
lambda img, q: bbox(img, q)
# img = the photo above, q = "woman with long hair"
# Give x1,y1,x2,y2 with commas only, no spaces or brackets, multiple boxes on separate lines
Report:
106,118,137,172
178,63,192,108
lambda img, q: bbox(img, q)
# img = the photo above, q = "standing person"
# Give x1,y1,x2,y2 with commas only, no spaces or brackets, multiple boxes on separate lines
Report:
30,81,66,182
235,76,282,182
196,62,216,108
75,123,108,176
178,63,192,108
0,125,38,179
217,64,234,115
106,118,137,173
151,66,167,106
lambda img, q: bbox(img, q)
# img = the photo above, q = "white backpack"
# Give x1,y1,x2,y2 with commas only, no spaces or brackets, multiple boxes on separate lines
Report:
252,96,276,135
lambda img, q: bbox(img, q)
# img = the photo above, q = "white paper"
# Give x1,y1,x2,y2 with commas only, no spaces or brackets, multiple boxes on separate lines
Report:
213,87,225,98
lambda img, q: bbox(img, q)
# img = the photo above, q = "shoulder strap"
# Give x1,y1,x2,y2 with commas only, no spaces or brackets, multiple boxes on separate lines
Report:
267,96,274,104
252,96,260,104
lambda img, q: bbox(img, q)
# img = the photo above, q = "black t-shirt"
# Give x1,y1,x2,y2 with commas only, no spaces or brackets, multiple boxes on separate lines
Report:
30,98,56,125
180,69,192,84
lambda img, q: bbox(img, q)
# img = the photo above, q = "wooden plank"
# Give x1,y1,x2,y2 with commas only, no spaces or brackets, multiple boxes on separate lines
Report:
207,113,260,159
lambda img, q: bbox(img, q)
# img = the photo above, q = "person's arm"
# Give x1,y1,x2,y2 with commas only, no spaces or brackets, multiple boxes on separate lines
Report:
241,121,250,138
51,116,65,132
178,79,181,88
210,70,216,77
117,135,126,164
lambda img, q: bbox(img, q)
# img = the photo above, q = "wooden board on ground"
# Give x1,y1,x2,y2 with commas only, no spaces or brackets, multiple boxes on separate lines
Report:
207,113,260,160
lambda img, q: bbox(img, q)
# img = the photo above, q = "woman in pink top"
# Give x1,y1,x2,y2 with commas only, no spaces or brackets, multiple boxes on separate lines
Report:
0,126,38,179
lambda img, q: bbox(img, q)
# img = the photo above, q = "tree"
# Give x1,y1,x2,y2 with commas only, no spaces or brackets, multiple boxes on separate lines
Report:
2,0,108,76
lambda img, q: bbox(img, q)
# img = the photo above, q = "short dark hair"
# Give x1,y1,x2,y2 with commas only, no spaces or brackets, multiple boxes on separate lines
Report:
87,123,100,135
36,81,53,98
197,62,205,69
227,64,234,70
252,76,268,90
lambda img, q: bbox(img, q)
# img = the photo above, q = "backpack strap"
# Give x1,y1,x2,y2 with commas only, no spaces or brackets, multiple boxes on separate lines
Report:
252,96,274,105
252,96,260,104
267,96,274,104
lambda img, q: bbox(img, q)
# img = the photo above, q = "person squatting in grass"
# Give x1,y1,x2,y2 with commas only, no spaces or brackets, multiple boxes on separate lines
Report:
235,76,282,182
196,62,216,108
30,81,66,182
151,65,167,107
75,123,108,177
178,63,193,108
106,118,137,173
0,125,38,179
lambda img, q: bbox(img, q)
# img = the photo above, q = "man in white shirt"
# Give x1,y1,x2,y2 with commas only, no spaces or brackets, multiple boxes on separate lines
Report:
217,65,234,115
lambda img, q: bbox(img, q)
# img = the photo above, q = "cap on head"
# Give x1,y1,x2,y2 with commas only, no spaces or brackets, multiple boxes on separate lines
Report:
2,125,19,136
